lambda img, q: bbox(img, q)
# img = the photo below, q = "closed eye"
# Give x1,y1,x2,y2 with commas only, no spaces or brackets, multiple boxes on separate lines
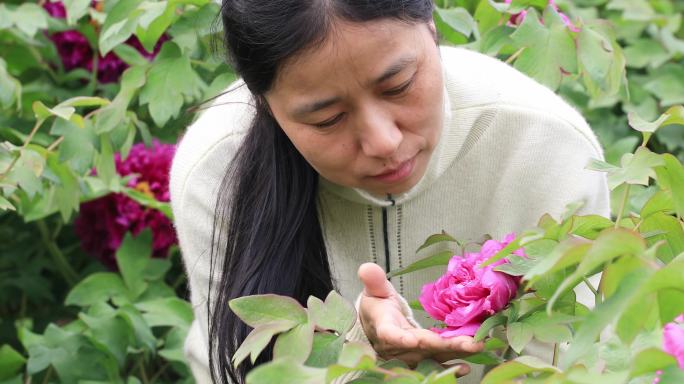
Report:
383,76,415,96
313,113,345,128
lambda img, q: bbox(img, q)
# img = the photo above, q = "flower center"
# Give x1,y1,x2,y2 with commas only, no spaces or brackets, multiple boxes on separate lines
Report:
135,181,154,198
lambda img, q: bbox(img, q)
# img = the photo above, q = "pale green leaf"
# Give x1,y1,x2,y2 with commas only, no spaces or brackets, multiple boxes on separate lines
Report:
307,291,355,335
229,294,307,328
232,322,294,368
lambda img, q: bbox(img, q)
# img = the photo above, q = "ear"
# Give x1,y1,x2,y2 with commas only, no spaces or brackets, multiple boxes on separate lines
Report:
427,20,438,43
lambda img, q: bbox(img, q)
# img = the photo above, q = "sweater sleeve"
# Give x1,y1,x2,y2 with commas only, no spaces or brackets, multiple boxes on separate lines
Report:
169,81,253,383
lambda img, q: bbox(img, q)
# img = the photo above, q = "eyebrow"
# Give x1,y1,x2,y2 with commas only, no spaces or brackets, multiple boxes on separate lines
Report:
292,55,417,117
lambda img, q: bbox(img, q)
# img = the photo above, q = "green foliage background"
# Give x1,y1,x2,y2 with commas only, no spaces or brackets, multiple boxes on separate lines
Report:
0,0,683,383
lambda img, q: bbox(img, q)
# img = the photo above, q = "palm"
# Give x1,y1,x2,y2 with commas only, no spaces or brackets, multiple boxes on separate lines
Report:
357,263,483,370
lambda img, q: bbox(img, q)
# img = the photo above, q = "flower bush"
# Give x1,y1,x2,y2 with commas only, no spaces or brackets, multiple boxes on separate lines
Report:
74,140,177,268
1,0,683,383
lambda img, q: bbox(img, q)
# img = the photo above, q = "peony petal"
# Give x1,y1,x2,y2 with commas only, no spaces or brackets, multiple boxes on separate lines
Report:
434,322,482,338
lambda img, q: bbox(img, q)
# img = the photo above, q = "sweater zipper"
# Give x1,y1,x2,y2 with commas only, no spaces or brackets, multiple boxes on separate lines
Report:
381,194,395,273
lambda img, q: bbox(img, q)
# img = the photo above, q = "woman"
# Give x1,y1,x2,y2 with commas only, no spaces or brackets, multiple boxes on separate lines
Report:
169,1,610,383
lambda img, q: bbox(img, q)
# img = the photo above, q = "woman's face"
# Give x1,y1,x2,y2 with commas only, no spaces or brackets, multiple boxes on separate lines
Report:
265,19,444,196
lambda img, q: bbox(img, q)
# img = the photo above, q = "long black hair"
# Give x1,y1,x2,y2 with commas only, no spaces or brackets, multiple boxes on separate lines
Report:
210,1,435,383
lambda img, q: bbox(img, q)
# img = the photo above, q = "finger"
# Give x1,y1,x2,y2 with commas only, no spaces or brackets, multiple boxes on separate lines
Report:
358,263,394,298
450,363,470,377
405,329,484,355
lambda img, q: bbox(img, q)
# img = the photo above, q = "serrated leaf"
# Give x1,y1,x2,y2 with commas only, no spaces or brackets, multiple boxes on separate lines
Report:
135,297,193,329
246,359,326,384
561,270,650,368
510,7,577,90
0,344,26,380
481,355,560,384
65,273,131,307
506,322,533,354
474,313,506,342
307,291,355,335
116,230,153,298
233,322,294,368
273,320,314,364
305,333,344,368
230,294,307,329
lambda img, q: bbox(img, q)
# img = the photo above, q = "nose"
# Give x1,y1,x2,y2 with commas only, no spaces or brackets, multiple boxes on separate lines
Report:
357,106,402,159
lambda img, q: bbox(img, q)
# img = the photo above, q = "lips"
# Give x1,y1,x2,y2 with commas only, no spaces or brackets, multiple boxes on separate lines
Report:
371,156,417,183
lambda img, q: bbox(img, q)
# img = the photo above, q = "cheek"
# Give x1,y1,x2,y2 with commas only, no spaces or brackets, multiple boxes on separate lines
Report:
286,129,358,177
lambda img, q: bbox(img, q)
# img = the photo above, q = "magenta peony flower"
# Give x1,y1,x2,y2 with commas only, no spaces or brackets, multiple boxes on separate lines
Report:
663,314,684,370
419,233,524,338
42,1,167,83
74,141,177,269
504,0,579,32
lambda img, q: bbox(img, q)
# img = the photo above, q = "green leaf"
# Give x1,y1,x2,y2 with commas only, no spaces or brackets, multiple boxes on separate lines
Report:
230,294,307,329
577,21,626,99
639,212,684,264
115,230,153,298
0,195,14,211
305,333,344,368
99,0,144,55
548,229,645,311
570,215,614,239
122,187,174,220
624,38,670,69
561,270,650,368
415,231,458,253
387,251,453,278
0,345,26,380
117,304,156,352
662,154,684,219
232,322,294,368
113,44,150,67
135,1,176,52
607,148,665,190
434,8,478,39
480,237,521,268
307,291,356,335
79,311,132,367
135,297,193,329
245,359,326,384
481,356,560,384
139,42,199,127
273,320,314,364
506,322,533,354
10,3,48,37
338,341,376,368
510,7,577,90
640,191,674,219
461,351,503,365
65,273,131,307
644,64,684,106
62,0,91,25
474,313,506,342
630,348,677,377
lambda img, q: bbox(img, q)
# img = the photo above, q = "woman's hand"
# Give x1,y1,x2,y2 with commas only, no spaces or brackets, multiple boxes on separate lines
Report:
357,263,484,376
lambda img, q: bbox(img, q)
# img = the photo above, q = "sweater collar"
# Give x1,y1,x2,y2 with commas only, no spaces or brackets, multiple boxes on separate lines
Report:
319,47,499,207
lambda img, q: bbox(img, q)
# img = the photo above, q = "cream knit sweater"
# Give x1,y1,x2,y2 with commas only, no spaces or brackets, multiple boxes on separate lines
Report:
170,46,611,384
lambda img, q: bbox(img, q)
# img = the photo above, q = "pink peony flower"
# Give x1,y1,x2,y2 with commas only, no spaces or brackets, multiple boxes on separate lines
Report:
419,234,524,338
504,0,579,32
663,314,684,370
74,141,177,269
42,1,167,83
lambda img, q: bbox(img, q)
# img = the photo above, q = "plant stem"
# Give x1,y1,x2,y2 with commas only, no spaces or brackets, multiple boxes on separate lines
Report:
0,119,45,181
552,343,560,366
36,220,78,286
582,277,598,297
138,359,149,384
148,362,169,383
614,184,631,229
505,47,526,64
40,367,53,384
